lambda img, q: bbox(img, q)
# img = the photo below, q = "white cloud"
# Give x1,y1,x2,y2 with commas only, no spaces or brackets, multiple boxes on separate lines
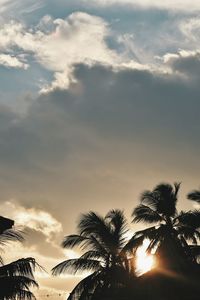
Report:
0,12,121,90
0,201,62,243
180,18,200,42
0,54,28,69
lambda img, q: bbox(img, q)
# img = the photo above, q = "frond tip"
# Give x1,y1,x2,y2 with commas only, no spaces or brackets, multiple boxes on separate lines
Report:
132,204,163,224
187,190,200,203
52,258,101,276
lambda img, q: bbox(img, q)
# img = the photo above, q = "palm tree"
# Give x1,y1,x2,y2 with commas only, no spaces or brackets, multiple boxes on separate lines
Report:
125,183,200,272
52,209,135,300
0,216,38,300
187,188,200,264
0,257,39,300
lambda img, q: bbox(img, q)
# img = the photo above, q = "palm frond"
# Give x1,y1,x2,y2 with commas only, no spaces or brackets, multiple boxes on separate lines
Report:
105,209,128,248
85,235,109,255
153,182,180,217
132,204,163,224
52,258,101,276
122,226,159,253
67,271,100,300
134,226,160,239
122,234,145,253
176,210,200,229
140,190,160,211
0,275,38,288
78,212,117,253
0,276,37,300
189,245,200,260
174,182,181,198
131,225,164,253
0,257,39,279
0,229,24,246
62,233,109,256
0,255,3,265
187,190,200,203
62,235,89,249
176,224,200,244
0,288,36,300
78,212,111,237
80,250,104,261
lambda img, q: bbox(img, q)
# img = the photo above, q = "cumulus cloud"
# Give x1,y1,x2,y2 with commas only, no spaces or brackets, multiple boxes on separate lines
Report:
0,59,199,227
162,50,200,80
0,201,62,244
2,10,197,92
0,202,85,296
0,12,122,90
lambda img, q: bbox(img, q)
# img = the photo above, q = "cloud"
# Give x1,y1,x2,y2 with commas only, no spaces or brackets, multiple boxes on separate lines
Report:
2,0,200,16
0,0,44,15
162,50,200,80
3,242,78,297
0,57,199,226
0,13,122,90
180,18,200,42
0,204,85,296
2,11,199,92
0,54,28,69
0,201,62,244
80,0,200,11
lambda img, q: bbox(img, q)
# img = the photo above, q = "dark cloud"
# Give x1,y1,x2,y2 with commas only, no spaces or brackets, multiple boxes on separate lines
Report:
168,51,200,80
1,49,200,298
0,61,200,233
23,228,63,258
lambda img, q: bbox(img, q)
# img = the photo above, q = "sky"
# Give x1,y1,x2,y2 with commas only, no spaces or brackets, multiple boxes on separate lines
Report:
1,0,200,298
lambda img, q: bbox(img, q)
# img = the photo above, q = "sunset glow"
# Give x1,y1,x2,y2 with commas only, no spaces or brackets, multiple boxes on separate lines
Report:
136,240,155,275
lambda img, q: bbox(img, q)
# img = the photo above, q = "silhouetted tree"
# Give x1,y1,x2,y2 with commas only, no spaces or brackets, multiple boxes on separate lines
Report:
0,216,38,300
52,210,136,300
122,183,200,300
187,188,200,263
125,183,200,272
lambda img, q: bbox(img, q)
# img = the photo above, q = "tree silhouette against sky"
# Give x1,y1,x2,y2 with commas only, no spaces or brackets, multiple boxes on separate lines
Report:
0,216,38,300
125,183,200,272
52,209,136,300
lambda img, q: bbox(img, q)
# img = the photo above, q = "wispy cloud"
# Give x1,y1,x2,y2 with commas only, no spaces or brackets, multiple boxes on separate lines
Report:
80,0,200,11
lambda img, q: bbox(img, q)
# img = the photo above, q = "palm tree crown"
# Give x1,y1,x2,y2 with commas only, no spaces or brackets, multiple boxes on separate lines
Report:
126,183,200,272
52,209,132,300
0,216,38,300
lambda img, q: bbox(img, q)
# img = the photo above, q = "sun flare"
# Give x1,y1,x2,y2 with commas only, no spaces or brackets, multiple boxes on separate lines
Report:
136,239,155,276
